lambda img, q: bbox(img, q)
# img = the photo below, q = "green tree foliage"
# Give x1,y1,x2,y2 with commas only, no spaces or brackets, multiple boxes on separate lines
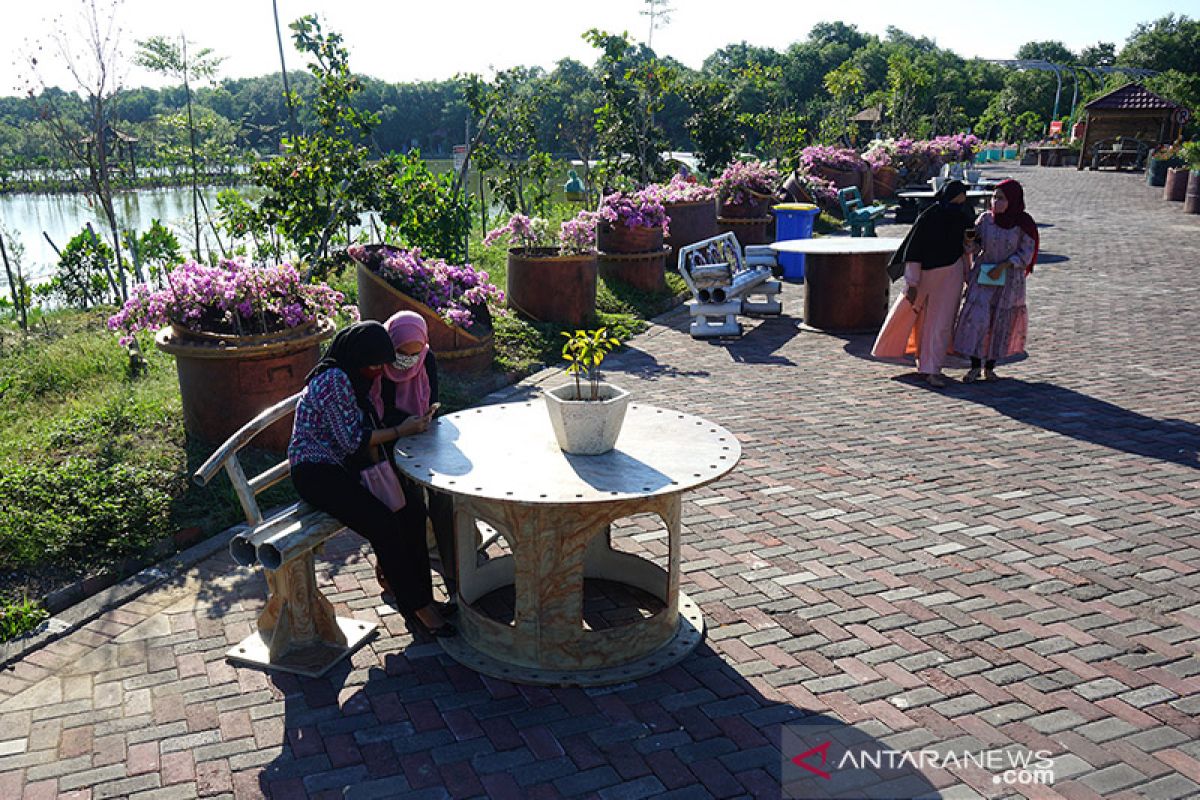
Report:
585,29,675,186
460,68,555,217
252,15,380,270
1119,14,1200,75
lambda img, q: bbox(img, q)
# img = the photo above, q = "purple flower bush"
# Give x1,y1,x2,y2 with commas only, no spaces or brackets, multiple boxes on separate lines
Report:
107,259,346,346
484,211,598,255
712,160,781,206
799,145,863,173
348,244,503,328
641,174,717,205
928,133,981,162
597,189,670,233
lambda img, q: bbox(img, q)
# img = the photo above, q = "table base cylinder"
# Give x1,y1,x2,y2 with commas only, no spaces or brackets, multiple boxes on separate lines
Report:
440,590,704,686
802,252,891,332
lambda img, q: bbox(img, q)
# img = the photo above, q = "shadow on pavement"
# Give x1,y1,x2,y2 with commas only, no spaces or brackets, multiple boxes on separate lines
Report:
249,639,943,798
948,378,1200,469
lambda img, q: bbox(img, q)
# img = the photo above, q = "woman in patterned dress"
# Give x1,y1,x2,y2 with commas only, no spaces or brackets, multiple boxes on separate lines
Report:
953,179,1040,382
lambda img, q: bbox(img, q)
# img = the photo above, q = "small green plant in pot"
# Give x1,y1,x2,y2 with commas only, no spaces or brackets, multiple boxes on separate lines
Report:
544,328,631,455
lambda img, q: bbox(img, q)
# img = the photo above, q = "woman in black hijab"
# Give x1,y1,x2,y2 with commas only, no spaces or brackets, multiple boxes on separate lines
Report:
288,321,452,637
872,180,974,387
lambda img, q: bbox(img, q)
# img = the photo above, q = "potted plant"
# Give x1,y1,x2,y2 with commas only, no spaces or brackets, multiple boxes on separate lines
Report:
108,259,344,451
642,174,717,254
800,145,873,202
713,159,780,219
347,244,502,372
485,211,599,327
595,189,671,254
1147,144,1182,187
862,143,899,198
543,328,629,455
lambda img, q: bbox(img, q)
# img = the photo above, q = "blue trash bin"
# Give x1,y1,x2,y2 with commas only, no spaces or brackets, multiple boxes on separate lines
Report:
773,203,820,281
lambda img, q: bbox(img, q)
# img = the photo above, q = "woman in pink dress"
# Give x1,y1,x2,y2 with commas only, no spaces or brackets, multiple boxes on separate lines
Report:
872,180,974,388
953,179,1039,382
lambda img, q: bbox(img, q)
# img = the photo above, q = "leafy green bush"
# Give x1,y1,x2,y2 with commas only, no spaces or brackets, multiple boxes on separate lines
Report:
0,457,174,571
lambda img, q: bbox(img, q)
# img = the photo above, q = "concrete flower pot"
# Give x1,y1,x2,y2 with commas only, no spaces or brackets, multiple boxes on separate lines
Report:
543,382,631,455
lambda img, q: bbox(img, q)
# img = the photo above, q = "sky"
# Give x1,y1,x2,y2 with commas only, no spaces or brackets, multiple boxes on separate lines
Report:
2,0,1197,95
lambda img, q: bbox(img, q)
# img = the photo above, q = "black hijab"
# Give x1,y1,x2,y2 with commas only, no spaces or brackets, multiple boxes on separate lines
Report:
888,180,973,278
306,321,395,413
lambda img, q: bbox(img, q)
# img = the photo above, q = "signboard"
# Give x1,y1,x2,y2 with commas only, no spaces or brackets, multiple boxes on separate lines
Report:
452,145,468,172
1048,120,1064,135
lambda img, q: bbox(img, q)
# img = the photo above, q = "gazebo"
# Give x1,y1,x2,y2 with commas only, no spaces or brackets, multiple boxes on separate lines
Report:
1075,82,1190,171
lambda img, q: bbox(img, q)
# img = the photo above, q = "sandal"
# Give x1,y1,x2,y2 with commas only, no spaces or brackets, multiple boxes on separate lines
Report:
962,367,981,384
983,368,999,382
413,616,457,639
925,373,946,388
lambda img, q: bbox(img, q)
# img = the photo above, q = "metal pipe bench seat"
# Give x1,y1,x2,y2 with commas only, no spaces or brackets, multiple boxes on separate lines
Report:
676,233,782,339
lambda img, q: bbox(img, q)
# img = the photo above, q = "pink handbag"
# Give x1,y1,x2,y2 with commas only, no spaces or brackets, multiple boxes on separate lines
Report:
360,458,406,512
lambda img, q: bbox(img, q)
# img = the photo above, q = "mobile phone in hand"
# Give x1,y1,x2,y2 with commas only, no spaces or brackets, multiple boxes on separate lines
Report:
426,402,441,418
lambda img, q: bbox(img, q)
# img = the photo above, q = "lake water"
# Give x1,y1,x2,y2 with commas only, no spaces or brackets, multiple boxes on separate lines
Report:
0,186,239,287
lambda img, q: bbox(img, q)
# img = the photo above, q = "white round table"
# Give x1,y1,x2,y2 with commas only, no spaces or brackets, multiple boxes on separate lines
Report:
770,237,903,332
394,401,741,685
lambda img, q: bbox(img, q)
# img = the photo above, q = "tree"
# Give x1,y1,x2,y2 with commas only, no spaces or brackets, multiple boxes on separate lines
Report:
641,0,675,51
252,15,380,271
460,68,554,216
1119,15,1200,75
135,35,224,260
679,75,740,175
1078,42,1117,67
884,52,932,137
1015,41,1075,64
26,0,132,302
0,223,29,331
822,62,866,143
584,29,676,187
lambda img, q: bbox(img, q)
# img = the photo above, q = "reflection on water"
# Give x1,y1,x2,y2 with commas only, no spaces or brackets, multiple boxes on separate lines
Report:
0,186,253,285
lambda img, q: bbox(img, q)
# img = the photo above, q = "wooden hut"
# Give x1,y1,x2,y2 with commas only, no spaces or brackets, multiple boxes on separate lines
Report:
1075,83,1190,171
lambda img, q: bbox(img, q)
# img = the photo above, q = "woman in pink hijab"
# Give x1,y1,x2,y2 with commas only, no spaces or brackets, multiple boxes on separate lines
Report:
371,311,458,608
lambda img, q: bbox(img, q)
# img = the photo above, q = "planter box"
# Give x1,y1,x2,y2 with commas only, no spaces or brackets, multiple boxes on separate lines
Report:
663,200,718,255
597,223,664,254
543,382,630,455
352,249,495,374
155,320,334,452
506,248,598,327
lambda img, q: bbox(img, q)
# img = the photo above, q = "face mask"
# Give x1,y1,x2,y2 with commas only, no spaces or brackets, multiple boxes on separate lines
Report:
392,352,421,371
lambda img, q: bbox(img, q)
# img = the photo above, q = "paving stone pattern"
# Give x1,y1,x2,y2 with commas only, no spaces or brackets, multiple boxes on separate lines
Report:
1,165,1198,799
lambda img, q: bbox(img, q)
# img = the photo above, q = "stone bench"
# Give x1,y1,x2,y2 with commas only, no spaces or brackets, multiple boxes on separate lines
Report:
194,392,377,677
676,232,782,338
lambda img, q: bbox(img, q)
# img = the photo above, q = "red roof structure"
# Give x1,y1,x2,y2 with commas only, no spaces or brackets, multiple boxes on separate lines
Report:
1084,82,1182,112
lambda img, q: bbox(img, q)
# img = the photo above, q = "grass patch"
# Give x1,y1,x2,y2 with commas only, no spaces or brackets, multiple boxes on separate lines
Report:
0,594,48,642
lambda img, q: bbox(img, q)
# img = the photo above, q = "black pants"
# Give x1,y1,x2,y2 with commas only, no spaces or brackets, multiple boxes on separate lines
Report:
396,477,458,597
291,461,433,614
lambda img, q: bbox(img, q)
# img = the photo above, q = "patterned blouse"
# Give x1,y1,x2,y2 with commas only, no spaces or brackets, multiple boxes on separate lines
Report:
287,368,372,467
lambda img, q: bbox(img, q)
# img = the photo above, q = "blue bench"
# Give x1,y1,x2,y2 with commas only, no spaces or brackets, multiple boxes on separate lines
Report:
837,186,886,237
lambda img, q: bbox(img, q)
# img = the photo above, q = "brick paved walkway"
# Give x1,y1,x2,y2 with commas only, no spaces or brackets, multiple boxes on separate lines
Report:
1,165,1198,799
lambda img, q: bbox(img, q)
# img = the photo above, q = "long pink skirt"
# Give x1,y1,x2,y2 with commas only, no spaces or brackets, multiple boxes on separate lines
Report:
872,261,964,375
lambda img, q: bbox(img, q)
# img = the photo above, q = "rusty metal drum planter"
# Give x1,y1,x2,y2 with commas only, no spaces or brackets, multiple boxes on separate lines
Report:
596,222,664,255
506,248,598,327
1164,167,1190,202
155,320,334,453
1185,172,1200,214
717,214,775,249
662,200,718,255
597,246,670,293
355,260,495,374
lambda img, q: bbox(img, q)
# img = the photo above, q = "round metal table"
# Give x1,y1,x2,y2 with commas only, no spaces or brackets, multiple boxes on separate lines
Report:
393,401,741,686
770,237,903,333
